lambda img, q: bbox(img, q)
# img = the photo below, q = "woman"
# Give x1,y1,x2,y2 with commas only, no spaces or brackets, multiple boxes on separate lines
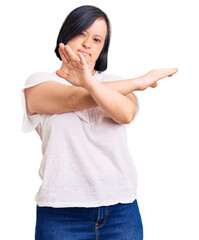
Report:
21,5,178,240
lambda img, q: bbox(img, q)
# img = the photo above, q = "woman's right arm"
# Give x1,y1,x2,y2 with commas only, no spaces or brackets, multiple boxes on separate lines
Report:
25,67,177,116
25,78,138,115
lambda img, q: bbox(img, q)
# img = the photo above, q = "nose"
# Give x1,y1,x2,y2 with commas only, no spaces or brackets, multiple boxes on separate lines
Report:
82,37,91,49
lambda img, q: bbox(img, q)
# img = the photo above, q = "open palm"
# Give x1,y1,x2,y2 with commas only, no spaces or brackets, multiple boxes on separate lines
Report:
135,68,178,91
56,43,93,89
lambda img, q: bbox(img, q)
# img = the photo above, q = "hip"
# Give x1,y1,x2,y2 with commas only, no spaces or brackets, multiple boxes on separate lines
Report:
35,199,143,240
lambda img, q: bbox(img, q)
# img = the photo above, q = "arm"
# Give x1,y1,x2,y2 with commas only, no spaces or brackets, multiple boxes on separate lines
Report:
26,45,178,122
26,67,176,121
70,78,137,109
25,78,137,123
84,78,136,124
55,44,137,124
55,44,178,124
68,69,167,113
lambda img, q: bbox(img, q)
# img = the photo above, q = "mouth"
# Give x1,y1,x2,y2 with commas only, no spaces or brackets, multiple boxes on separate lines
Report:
78,50,91,56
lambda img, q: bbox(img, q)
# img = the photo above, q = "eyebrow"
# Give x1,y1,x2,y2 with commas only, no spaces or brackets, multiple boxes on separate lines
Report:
84,30,104,40
95,35,104,40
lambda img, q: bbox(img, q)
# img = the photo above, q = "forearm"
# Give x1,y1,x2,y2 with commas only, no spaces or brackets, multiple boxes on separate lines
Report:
103,77,139,94
72,77,138,110
79,78,137,124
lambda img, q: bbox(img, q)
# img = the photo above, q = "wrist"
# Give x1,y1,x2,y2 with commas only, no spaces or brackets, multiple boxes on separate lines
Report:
83,77,99,92
131,77,142,91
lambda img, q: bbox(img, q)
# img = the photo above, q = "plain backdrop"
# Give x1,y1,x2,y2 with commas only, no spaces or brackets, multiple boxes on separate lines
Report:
0,0,198,239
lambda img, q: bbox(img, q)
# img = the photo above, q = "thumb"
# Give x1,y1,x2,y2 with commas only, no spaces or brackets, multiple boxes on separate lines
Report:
56,69,69,80
150,82,158,88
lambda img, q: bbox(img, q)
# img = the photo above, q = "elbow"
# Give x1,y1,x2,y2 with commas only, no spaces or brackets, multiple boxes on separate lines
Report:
124,110,136,124
112,105,137,125
124,98,137,124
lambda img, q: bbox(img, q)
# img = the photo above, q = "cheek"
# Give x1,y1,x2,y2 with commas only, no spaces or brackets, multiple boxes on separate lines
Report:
67,42,76,50
67,38,80,50
93,45,104,60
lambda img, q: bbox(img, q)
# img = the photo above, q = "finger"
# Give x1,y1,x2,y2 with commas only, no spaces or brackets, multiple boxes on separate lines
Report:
59,43,69,63
160,68,178,76
167,68,178,75
150,82,158,88
58,46,69,65
64,45,80,62
159,68,178,72
166,68,178,77
78,51,87,65
59,42,67,56
154,68,178,80
170,68,178,74
153,82,158,87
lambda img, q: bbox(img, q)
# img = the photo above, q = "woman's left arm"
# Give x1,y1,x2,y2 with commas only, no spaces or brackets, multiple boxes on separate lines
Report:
57,44,177,124
86,79,136,124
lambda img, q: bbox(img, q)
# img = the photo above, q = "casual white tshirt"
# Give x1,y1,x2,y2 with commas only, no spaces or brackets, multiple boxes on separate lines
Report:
21,71,139,208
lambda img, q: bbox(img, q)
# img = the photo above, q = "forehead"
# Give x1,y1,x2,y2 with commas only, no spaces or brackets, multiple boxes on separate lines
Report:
86,18,107,38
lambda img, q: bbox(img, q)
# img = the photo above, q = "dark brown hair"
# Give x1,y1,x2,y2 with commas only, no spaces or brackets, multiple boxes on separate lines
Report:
54,5,111,72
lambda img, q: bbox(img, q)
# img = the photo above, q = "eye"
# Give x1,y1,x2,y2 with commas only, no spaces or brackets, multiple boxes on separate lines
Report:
80,32,86,36
94,38,101,43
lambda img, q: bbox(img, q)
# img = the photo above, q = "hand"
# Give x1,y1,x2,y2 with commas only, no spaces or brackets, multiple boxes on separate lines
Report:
56,43,93,89
134,68,178,91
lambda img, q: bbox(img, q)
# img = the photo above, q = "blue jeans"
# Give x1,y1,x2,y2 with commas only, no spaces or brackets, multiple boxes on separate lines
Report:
35,199,143,240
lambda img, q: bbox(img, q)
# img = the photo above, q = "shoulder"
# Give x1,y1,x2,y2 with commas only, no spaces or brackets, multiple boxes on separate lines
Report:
25,72,54,84
95,71,123,82
24,71,70,88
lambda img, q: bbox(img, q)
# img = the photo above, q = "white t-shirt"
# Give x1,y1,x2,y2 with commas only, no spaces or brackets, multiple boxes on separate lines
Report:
21,71,139,208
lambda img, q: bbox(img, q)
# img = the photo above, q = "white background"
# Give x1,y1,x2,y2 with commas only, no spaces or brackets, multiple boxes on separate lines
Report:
0,0,198,239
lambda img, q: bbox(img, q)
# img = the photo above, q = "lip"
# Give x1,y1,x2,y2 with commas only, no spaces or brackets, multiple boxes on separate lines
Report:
78,50,90,56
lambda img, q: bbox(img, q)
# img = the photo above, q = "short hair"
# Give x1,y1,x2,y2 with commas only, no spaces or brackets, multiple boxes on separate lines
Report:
54,5,111,72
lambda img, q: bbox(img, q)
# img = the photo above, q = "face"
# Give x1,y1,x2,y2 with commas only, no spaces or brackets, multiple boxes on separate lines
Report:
67,18,107,74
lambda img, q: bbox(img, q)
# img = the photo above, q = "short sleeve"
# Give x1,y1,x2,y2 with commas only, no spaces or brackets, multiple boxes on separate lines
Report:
21,72,63,133
103,74,124,82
